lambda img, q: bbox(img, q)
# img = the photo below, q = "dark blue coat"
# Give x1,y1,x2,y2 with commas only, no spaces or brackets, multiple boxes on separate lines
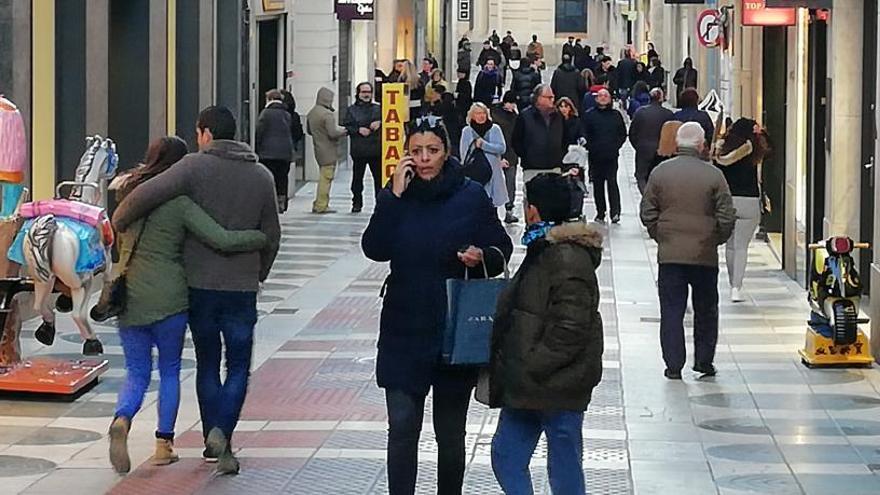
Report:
362,160,513,395
673,107,715,144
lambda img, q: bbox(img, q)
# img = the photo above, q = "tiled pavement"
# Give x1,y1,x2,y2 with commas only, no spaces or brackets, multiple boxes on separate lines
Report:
0,147,879,494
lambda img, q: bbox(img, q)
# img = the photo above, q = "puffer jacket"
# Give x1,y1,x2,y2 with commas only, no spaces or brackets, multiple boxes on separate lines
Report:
512,106,566,170
550,63,585,104
511,66,542,109
640,149,736,267
490,222,604,411
344,100,382,159
307,87,348,166
361,160,513,396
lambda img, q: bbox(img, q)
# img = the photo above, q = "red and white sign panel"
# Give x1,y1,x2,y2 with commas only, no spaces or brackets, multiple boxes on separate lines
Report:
742,0,796,26
697,9,722,47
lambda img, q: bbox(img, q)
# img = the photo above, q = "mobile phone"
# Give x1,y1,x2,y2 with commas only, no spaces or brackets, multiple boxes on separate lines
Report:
403,157,415,180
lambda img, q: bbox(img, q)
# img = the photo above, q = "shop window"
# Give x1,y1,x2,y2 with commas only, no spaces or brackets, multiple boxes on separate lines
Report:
555,0,587,33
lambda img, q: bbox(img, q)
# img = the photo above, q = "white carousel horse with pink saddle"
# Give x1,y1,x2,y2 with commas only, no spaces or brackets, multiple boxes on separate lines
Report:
9,136,118,355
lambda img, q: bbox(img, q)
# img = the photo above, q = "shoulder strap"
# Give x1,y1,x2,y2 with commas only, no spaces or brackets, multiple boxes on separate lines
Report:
122,218,148,276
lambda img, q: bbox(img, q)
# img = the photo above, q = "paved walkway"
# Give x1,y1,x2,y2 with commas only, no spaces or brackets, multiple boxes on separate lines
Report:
0,148,879,494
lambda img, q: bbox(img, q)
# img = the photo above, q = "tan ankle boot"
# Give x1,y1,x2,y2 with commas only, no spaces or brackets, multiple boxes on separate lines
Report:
151,438,180,466
108,416,131,474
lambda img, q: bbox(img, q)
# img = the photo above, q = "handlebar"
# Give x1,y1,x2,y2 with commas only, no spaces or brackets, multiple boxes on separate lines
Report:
808,242,871,250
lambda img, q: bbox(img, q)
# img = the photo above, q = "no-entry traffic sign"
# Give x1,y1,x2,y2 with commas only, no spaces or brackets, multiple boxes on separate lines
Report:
697,9,722,48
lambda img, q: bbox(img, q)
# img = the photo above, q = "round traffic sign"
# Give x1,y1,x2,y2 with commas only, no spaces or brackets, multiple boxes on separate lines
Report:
697,9,722,48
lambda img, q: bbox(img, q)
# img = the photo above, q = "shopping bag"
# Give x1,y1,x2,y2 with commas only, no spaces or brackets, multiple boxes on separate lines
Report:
441,247,509,366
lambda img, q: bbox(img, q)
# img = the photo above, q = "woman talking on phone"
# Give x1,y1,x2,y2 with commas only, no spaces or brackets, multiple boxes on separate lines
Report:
362,116,513,495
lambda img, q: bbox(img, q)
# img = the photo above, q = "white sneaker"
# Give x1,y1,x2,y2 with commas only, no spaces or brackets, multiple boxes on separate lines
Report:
731,287,746,303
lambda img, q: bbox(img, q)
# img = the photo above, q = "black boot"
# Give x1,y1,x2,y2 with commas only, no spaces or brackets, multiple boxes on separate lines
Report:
34,321,56,346
55,295,73,313
83,339,104,356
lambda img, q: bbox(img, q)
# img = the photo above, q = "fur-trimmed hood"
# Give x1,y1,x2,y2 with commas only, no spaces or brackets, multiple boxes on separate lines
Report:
545,222,604,267
713,138,753,166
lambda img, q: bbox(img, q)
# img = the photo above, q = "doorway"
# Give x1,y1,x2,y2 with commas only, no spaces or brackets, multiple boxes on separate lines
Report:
860,0,878,294
257,18,282,111
761,28,787,236
805,14,828,286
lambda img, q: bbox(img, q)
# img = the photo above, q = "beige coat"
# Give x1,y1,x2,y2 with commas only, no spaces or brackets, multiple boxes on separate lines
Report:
306,87,348,166
640,149,736,267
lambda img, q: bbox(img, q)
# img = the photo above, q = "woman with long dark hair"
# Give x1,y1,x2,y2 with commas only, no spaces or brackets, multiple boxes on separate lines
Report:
362,117,512,494
713,118,771,302
99,136,268,474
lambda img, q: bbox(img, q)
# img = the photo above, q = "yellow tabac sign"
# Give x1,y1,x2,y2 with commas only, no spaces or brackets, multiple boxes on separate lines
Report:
381,83,408,185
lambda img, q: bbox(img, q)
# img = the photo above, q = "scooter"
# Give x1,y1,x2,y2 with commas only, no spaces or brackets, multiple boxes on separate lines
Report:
799,236,875,367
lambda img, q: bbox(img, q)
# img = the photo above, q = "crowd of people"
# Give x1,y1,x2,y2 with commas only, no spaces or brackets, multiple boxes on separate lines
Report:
101,32,772,494
352,32,773,495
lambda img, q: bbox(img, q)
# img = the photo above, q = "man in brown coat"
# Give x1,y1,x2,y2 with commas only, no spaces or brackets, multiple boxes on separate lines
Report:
640,122,735,380
307,87,348,214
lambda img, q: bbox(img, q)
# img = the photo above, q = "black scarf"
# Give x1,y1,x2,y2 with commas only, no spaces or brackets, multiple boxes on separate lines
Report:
470,121,493,137
403,158,465,202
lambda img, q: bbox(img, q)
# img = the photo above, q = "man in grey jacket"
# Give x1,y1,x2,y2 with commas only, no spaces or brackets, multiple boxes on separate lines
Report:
307,87,349,214
628,88,674,194
639,122,735,380
112,106,281,474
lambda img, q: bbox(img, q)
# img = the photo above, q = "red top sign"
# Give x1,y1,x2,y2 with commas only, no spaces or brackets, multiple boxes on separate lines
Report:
742,0,796,26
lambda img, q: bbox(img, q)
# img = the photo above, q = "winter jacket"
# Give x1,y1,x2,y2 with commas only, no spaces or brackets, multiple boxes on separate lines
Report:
626,92,652,118
640,149,736,267
526,41,544,63
361,160,513,396
490,222,604,411
477,47,502,68
582,105,627,176
648,66,666,90
344,100,382,159
112,140,281,291
598,66,618,92
511,66,542,109
457,48,472,74
550,63,585,104
673,107,715,144
562,42,576,61
628,102,675,156
460,124,508,207
512,106,566,170
119,195,266,327
574,45,590,71
255,101,294,162
474,70,503,106
562,116,584,147
673,66,698,99
617,58,638,91
307,87,348,166
714,139,760,198
490,105,519,165
455,78,473,117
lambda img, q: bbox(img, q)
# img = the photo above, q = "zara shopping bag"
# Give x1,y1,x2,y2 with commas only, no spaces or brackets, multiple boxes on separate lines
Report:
442,247,510,366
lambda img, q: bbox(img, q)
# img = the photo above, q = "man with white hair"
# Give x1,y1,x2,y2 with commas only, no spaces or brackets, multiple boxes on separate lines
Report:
628,88,674,194
639,122,735,379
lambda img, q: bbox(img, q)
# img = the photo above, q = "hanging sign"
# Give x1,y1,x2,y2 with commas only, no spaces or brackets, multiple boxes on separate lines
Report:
335,0,374,21
696,9,722,48
458,0,471,21
766,0,831,7
742,0,796,26
382,83,408,186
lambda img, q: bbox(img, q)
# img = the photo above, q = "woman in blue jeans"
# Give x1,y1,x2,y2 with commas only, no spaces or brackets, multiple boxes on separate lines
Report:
100,137,267,474
489,173,604,494
362,118,512,494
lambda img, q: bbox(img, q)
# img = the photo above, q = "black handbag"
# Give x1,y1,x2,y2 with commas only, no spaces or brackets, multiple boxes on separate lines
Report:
461,141,493,185
104,219,147,315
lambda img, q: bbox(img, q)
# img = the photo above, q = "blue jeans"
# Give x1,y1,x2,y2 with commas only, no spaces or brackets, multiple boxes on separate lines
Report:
115,312,188,439
385,386,472,495
189,289,257,441
492,409,586,495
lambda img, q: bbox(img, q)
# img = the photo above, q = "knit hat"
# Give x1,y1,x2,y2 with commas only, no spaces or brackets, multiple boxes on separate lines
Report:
729,118,758,139
502,91,517,104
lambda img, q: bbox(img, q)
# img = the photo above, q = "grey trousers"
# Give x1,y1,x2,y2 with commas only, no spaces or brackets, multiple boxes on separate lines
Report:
503,162,518,211
725,196,761,290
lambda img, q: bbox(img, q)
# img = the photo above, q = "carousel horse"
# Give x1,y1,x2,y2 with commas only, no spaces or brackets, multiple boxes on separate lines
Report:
9,136,117,355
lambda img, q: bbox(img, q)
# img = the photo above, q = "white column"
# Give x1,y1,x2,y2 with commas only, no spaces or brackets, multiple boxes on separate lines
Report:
823,0,863,238
376,0,398,74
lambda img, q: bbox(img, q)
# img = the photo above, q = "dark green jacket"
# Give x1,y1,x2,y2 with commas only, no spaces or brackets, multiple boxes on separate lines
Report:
489,222,604,411
119,196,266,327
